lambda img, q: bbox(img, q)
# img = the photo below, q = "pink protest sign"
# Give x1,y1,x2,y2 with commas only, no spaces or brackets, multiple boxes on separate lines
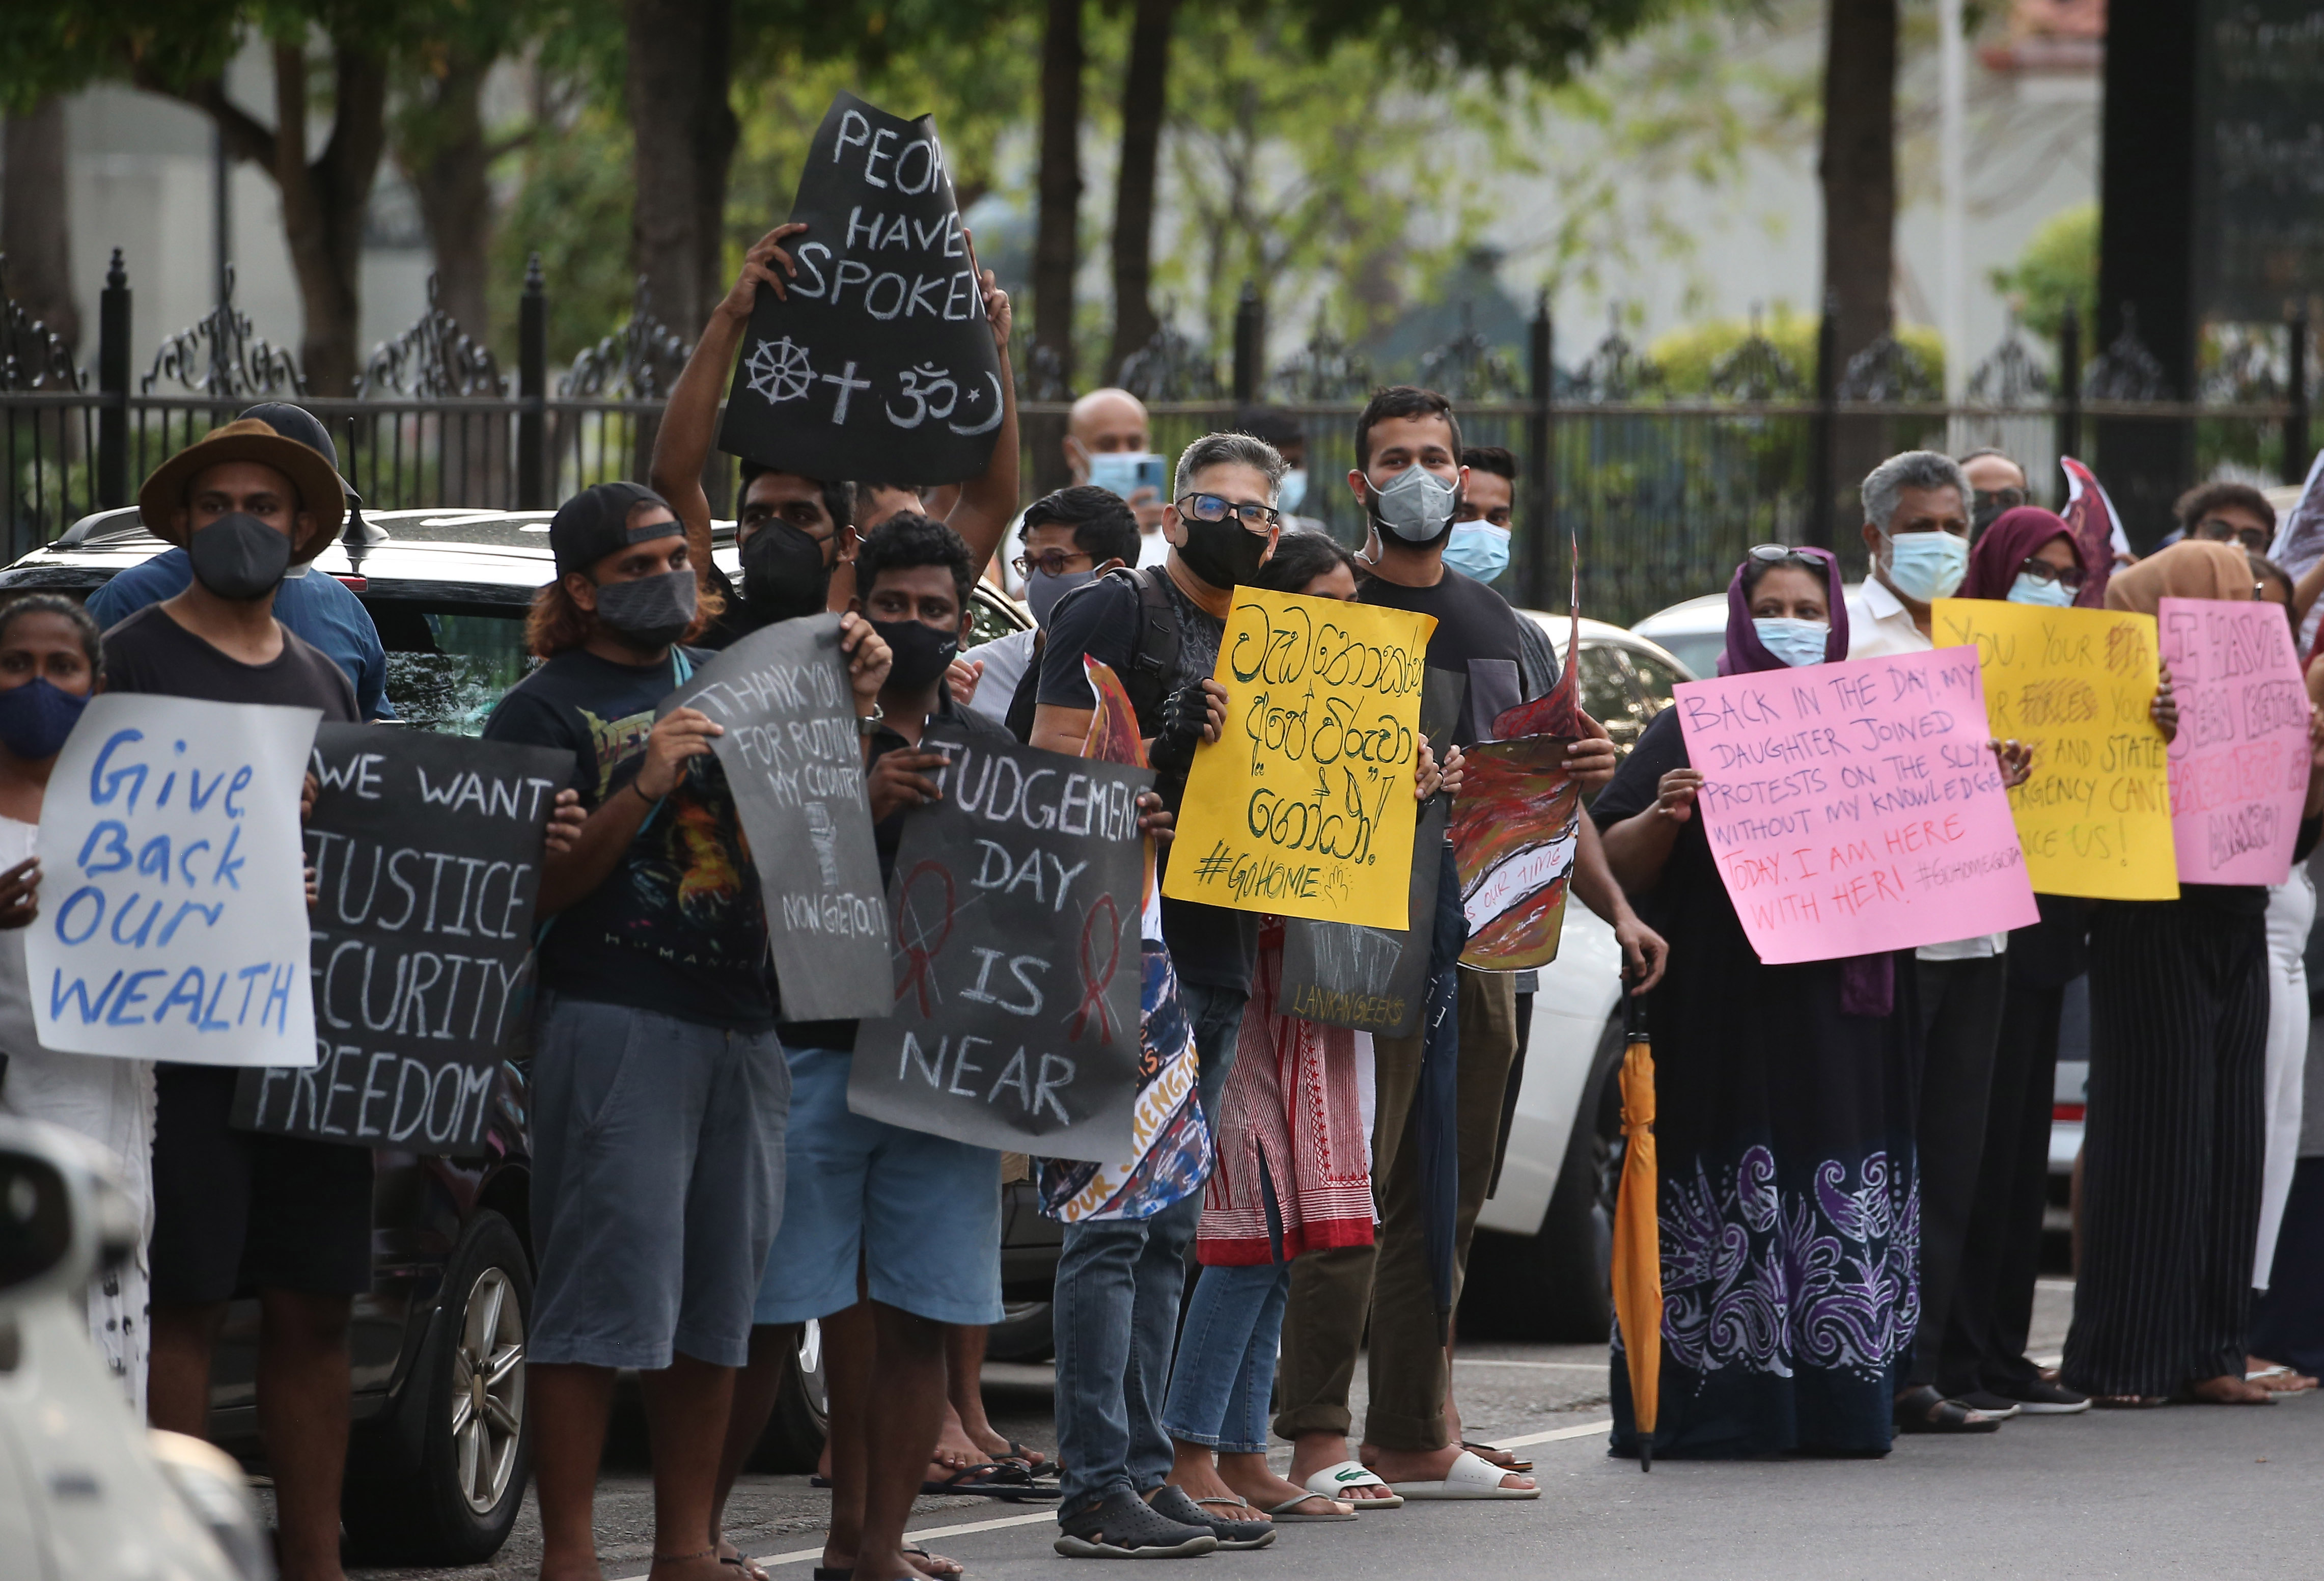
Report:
2157,596,2311,886
1672,647,2038,965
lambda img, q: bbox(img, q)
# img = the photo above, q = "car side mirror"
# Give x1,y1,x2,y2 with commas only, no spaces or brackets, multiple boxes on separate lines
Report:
0,1146,72,1297
0,1116,133,1302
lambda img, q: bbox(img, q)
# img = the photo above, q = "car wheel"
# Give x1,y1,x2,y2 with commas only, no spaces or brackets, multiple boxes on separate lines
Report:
1465,1015,1622,1343
984,1300,1055,1364
746,1319,830,1474
343,1209,532,1565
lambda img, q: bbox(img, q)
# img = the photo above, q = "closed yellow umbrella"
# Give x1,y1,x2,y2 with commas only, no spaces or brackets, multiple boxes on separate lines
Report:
1610,987,1662,1469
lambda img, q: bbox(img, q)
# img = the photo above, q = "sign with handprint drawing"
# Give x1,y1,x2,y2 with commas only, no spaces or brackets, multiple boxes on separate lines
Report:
717,92,1007,483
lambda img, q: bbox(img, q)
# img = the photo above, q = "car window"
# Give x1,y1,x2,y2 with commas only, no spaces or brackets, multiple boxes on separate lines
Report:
969,586,1026,645
1576,644,1648,754
372,604,535,735
1648,631,1724,683
1623,647,1686,705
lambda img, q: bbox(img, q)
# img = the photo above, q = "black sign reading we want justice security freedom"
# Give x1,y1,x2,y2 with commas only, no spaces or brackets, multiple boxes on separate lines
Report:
717,92,1007,484
232,726,568,1155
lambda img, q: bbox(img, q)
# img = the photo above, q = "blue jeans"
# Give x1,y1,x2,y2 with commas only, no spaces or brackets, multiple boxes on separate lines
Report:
1053,979,1246,1515
1160,1261,1291,1453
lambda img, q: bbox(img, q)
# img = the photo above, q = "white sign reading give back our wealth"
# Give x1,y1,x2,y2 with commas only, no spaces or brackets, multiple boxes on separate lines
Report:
29,694,320,1065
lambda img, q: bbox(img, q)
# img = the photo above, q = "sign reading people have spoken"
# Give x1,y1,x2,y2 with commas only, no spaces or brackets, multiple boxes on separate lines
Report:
667,614,892,1022
29,695,318,1065
1164,587,1433,930
2157,595,2312,887
717,92,1005,485
1933,599,2176,899
849,733,1153,1161
1674,647,2038,964
230,727,568,1153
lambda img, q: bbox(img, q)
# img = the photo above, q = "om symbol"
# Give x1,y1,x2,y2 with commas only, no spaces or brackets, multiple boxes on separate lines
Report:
886,364,960,430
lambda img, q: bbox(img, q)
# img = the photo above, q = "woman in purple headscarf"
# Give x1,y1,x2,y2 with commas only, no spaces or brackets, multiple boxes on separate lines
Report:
1589,546,1922,1459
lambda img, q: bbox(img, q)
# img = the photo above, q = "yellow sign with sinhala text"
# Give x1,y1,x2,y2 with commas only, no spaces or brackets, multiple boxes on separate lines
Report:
1162,587,1435,929
1931,598,2177,900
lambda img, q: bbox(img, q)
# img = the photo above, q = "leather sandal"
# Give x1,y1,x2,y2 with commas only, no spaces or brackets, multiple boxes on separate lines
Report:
1894,1384,2003,1434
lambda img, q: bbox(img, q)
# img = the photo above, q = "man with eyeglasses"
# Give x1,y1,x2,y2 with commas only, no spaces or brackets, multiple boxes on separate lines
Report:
1958,448,2030,535
2174,480,2278,555
1025,431,1281,1558
960,484,1141,729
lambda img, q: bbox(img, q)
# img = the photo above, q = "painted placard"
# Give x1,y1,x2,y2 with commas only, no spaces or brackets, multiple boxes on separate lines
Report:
1672,647,2038,964
849,732,1154,1160
667,613,892,1022
716,92,1005,484
29,695,319,1065
231,726,569,1153
2158,595,2312,887
1932,599,2176,901
1450,735,1582,969
1163,587,1433,929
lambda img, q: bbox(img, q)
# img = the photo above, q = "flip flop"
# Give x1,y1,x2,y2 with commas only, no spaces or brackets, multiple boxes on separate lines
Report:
922,1462,1062,1498
720,1555,771,1581
1385,1449,1540,1501
1303,1459,1404,1509
1267,1493,1358,1523
1461,1439,1535,1474
903,1548,962,1579
995,1439,1055,1477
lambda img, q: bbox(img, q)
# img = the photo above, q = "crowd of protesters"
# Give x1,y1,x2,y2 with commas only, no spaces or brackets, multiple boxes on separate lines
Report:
2,213,2321,1581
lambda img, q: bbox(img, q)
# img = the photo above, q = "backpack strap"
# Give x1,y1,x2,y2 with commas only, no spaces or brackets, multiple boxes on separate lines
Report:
1119,564,1181,734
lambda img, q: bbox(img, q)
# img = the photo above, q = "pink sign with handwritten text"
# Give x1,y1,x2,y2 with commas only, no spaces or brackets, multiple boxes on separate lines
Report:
1672,647,2038,965
2156,596,2310,887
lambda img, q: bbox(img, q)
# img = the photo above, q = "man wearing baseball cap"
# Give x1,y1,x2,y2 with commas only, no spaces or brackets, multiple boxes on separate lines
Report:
86,401,395,719
120,415,370,1581
481,481,892,1581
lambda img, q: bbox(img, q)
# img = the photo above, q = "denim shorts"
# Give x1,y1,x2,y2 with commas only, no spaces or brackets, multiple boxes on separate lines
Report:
754,1044,1004,1327
529,994,790,1370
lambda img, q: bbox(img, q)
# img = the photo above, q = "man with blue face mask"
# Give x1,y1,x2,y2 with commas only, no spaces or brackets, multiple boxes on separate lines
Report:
1447,445,1516,586
1846,449,2021,1438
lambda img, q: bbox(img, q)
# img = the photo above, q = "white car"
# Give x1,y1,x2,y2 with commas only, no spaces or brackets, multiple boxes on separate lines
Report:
0,1115,271,1580
1462,617,1695,1341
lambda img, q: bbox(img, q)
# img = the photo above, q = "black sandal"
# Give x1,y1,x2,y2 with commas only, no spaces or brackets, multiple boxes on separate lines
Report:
1894,1384,2003,1434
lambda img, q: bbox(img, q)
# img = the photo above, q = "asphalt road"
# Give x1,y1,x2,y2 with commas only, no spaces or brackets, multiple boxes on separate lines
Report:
348,1280,2324,1580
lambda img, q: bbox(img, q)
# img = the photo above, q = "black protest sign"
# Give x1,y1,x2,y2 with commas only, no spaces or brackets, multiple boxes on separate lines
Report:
1275,667,1464,1038
668,613,893,1022
232,726,568,1154
848,732,1153,1161
717,92,1005,485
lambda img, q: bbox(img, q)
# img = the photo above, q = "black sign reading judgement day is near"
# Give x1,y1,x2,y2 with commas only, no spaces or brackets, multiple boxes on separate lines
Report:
717,91,1006,484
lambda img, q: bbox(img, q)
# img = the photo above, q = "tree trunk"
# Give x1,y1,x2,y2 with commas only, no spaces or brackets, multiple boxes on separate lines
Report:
1818,0,1896,370
397,49,494,346
3,96,81,358
626,0,738,345
1034,0,1085,394
1107,0,1178,378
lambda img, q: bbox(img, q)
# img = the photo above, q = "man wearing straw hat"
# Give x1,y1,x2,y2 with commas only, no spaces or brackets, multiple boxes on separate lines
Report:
118,415,370,1581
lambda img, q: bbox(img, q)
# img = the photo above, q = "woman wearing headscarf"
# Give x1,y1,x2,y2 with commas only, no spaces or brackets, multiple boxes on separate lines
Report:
1592,546,1928,1456
1938,509,2107,1414
2065,539,2324,1406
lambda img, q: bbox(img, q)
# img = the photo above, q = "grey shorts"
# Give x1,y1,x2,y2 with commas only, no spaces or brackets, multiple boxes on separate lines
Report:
529,994,790,1370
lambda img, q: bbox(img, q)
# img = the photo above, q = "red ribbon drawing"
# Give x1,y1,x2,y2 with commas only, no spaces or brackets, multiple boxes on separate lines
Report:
894,860,956,1016
1069,895,1122,1043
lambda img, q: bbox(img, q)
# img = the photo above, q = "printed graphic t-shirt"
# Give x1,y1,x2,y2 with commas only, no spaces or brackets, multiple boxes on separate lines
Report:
482,646,774,1029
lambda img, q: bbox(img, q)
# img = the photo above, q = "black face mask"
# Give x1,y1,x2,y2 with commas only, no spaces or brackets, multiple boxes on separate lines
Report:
594,567,697,649
741,521,833,623
869,616,961,693
187,511,292,601
1174,516,1272,591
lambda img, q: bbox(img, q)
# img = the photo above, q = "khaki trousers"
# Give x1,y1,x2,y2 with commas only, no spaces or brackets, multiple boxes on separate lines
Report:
1272,968,1520,1451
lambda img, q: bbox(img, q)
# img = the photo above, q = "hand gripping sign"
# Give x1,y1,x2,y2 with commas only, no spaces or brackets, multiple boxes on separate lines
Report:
849,733,1154,1161
717,92,1006,485
30,695,319,1065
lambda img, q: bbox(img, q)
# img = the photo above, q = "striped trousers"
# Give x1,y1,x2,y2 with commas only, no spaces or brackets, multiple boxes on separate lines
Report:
2062,899,2268,1397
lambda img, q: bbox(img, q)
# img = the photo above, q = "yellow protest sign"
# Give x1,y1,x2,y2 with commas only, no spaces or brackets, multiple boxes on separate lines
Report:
1930,598,2177,900
1161,588,1434,929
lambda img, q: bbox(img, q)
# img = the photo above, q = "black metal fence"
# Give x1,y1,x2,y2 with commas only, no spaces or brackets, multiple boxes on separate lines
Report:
4,254,2314,628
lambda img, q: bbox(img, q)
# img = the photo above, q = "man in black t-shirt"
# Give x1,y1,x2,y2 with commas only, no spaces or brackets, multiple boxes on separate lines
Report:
1269,387,1668,1506
483,482,891,1581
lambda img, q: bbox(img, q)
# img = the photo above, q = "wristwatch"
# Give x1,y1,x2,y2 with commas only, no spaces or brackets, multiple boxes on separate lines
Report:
855,703,886,737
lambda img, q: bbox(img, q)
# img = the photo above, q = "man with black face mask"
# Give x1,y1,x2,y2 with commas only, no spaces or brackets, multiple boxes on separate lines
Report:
651,225,1022,642
108,418,369,1581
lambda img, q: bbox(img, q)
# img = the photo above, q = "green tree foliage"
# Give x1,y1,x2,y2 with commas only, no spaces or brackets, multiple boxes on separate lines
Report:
1986,201,2097,347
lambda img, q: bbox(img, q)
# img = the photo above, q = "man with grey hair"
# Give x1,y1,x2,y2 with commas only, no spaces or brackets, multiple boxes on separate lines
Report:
1026,428,1282,1557
1847,449,2029,1433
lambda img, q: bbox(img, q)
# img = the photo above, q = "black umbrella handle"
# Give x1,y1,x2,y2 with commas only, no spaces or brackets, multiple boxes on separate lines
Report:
1621,968,1650,1042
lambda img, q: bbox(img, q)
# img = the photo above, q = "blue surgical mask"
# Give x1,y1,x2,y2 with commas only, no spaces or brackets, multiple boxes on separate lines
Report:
1880,529,1969,603
1753,617,1829,668
1279,468,1308,513
1441,522,1511,583
2006,571,2077,608
0,676,90,760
